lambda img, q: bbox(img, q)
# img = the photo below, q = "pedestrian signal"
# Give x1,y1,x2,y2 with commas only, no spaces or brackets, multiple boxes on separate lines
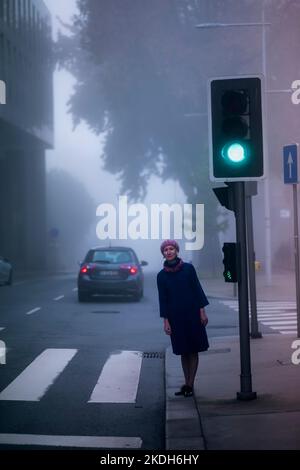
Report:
222,242,238,283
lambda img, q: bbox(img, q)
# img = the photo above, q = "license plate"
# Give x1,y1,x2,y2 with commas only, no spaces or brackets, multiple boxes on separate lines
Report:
99,270,118,276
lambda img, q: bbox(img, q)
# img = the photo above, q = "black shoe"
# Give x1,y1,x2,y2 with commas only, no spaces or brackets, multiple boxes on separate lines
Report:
183,386,194,397
174,385,188,396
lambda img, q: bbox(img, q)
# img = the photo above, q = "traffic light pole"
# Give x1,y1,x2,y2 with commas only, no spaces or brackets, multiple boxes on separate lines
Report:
245,184,262,339
292,183,300,338
234,182,257,401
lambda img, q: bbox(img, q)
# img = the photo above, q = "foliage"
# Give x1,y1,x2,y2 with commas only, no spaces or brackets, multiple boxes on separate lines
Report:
56,1,211,200
57,1,288,271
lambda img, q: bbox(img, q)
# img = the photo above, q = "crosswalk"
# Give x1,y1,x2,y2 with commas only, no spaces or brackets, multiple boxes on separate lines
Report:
89,350,142,403
0,348,143,403
0,349,77,401
0,433,142,449
0,348,144,448
221,300,298,335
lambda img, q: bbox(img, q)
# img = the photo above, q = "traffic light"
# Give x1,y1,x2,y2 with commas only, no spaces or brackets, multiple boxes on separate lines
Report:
213,183,235,211
222,242,238,283
209,77,264,182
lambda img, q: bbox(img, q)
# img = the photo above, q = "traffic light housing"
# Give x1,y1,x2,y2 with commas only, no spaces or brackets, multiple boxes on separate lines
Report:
213,183,235,211
222,242,239,283
209,77,264,182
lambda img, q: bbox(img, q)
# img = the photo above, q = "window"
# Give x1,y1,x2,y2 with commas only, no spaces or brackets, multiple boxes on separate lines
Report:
86,250,135,264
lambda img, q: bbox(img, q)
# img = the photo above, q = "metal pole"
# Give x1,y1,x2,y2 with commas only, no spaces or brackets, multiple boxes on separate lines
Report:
234,182,257,400
245,194,262,338
233,282,237,298
292,183,300,338
262,1,272,286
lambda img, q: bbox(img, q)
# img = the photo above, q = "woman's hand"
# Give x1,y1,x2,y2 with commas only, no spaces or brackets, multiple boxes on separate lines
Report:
164,318,172,335
200,308,208,326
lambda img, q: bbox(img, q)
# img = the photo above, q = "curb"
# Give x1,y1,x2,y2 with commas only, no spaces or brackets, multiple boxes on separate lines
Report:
165,347,205,450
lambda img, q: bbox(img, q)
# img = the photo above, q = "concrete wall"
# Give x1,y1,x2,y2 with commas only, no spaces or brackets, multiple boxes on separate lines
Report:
0,147,46,271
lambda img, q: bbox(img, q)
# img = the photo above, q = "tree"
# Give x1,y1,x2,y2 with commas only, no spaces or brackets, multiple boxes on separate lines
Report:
57,1,278,273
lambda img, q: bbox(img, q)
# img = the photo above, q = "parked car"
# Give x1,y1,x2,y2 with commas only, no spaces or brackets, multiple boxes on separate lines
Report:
77,246,148,302
0,256,13,286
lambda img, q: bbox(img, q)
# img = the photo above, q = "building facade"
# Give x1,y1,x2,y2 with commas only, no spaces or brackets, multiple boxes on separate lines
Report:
0,0,53,271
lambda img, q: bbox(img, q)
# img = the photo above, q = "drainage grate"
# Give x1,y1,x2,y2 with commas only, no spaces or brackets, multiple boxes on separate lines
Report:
143,351,165,359
91,310,120,314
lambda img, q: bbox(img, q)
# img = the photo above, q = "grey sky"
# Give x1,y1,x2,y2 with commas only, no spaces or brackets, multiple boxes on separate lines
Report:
42,0,187,270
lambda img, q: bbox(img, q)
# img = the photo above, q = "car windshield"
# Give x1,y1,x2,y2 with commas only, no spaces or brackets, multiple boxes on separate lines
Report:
87,250,134,264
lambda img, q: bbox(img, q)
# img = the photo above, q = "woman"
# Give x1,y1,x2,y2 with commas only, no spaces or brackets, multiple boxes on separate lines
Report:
157,239,209,397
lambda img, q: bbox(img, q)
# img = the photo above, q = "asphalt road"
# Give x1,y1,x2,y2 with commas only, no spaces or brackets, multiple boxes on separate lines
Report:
0,271,171,450
0,270,241,451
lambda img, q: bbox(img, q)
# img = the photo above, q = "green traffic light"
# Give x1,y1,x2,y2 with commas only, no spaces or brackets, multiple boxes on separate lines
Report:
221,142,247,164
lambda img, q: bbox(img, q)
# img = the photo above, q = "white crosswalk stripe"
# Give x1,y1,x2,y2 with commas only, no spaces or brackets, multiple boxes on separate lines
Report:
0,349,78,401
220,300,298,335
89,350,143,403
0,348,144,403
0,348,144,448
0,433,142,449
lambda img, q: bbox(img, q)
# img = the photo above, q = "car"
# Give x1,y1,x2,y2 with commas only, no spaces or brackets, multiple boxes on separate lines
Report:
77,246,148,302
0,256,13,286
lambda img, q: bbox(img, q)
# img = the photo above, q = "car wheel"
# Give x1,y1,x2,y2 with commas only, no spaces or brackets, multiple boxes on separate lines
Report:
78,290,89,302
6,270,12,286
133,289,143,301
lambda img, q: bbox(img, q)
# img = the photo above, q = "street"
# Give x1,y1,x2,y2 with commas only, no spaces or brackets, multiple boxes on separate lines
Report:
1,270,298,451
0,271,170,450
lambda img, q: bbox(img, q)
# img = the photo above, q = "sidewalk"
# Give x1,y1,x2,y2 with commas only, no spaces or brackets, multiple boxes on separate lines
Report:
200,270,296,302
164,272,300,450
165,333,300,450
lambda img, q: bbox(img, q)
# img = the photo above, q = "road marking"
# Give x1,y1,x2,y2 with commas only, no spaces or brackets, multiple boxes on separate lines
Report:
261,320,297,325
222,301,296,307
0,349,77,401
256,309,296,312
224,308,296,313
258,314,296,318
0,433,142,449
281,331,297,334
268,325,297,330
221,300,299,335
25,307,41,316
89,350,143,403
0,327,5,331
72,288,78,292
53,295,64,301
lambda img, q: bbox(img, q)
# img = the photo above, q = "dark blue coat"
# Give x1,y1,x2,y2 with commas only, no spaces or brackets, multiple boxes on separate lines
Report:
157,262,209,355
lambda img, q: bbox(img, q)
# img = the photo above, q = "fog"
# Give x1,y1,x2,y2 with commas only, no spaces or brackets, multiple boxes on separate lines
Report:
42,0,300,279
44,0,187,272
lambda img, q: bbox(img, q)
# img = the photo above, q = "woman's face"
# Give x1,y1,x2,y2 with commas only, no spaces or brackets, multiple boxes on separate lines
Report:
163,245,177,261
